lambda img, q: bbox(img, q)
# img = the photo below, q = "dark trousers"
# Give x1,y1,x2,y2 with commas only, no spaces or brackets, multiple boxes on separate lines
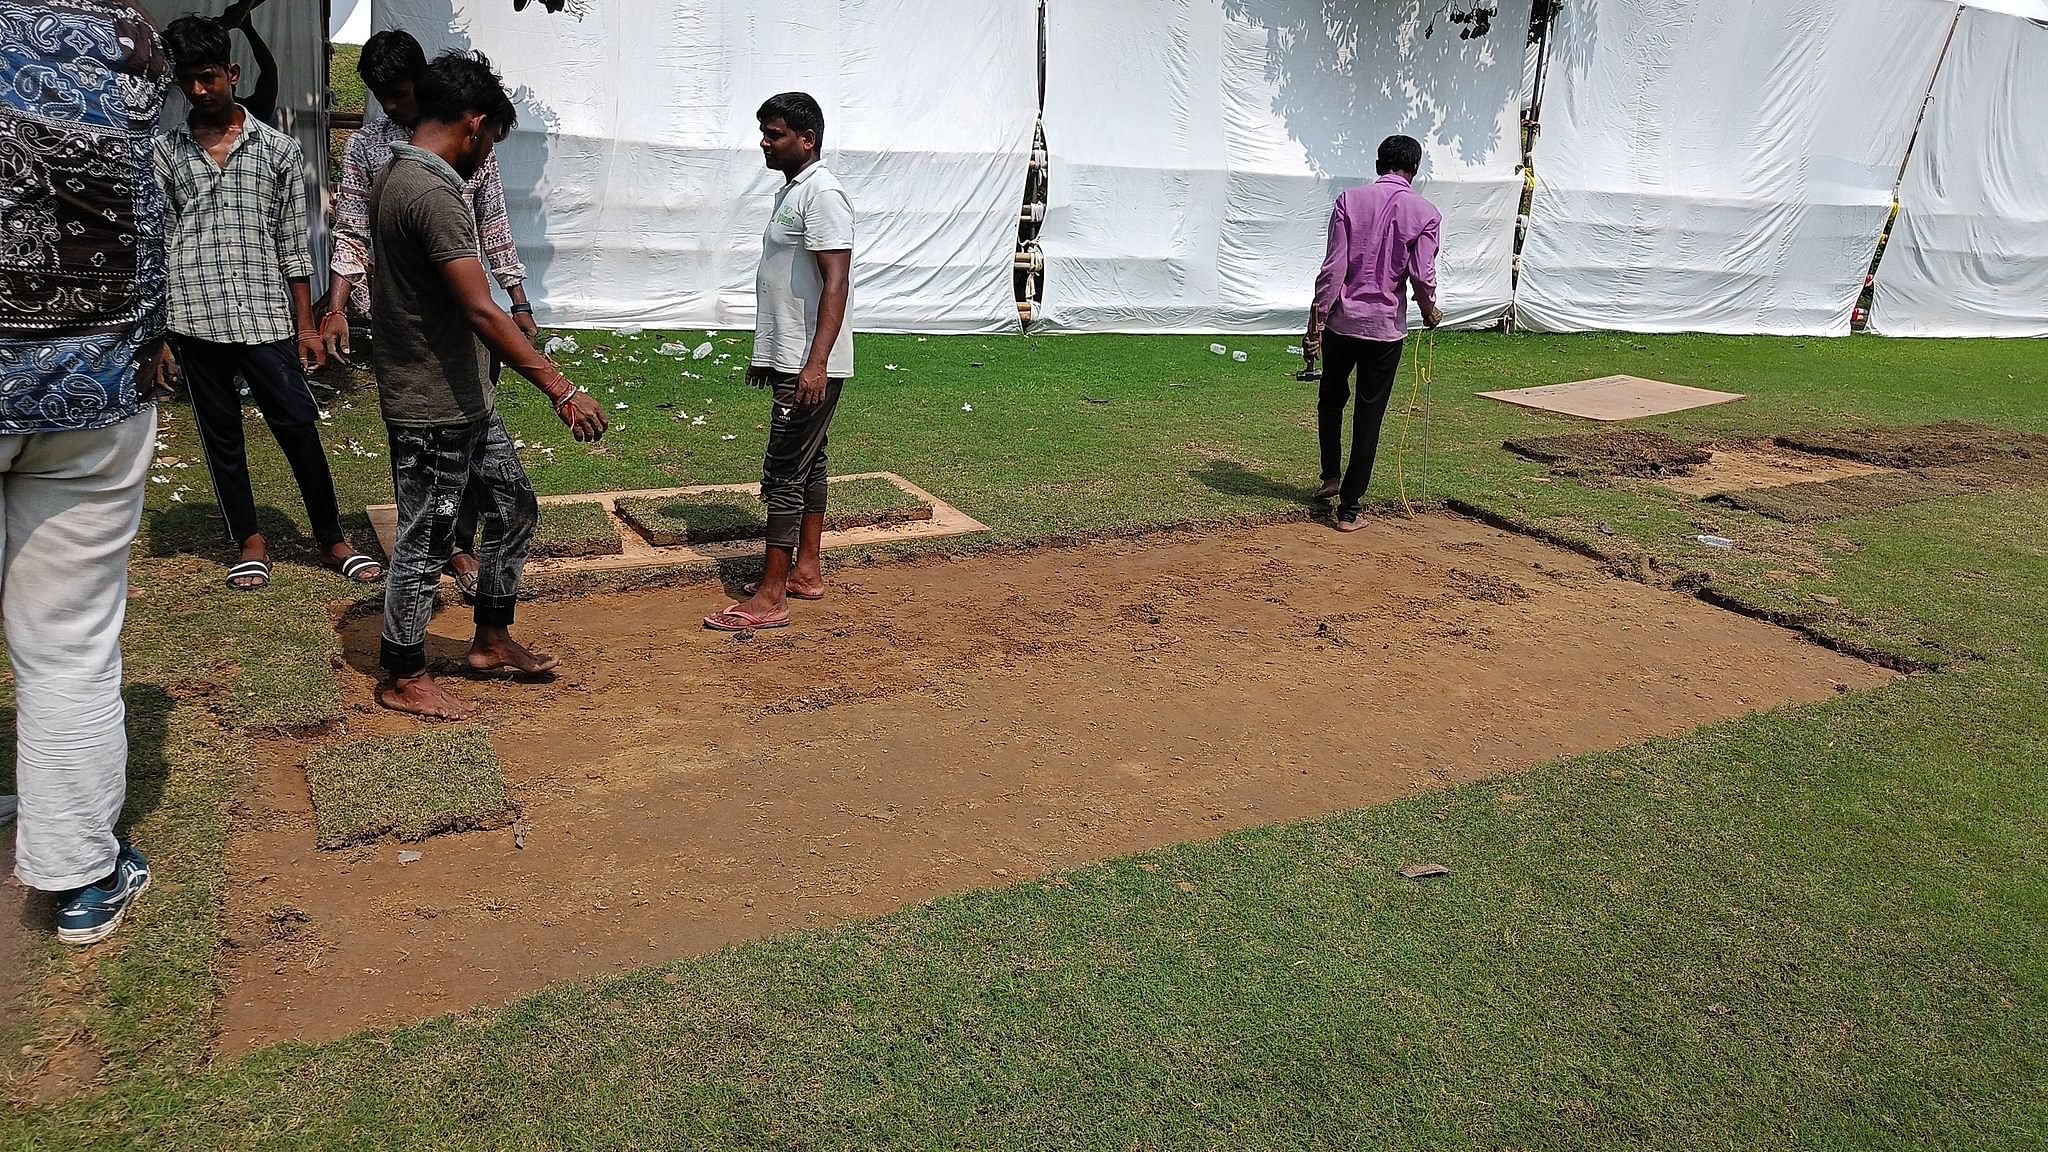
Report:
379,411,537,678
1317,332,1406,516
758,371,844,549
172,335,345,548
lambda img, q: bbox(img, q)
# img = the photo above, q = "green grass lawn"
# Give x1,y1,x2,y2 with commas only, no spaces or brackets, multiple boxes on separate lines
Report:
330,44,364,117
4,331,2046,1149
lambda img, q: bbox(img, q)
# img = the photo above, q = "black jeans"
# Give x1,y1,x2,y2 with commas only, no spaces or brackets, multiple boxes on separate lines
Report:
378,412,537,678
448,355,504,560
758,371,844,550
172,335,345,548
1317,332,1406,517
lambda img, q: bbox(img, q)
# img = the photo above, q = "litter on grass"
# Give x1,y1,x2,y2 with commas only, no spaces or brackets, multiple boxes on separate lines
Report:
692,342,714,359
1210,343,1227,355
543,336,579,356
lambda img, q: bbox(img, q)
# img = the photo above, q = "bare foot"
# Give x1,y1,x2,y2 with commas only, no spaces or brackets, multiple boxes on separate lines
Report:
722,587,786,622
378,673,476,720
743,577,824,601
1312,481,1341,502
465,633,560,676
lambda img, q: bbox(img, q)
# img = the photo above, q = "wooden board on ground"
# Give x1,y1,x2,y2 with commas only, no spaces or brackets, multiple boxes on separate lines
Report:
1480,375,1745,422
365,472,985,574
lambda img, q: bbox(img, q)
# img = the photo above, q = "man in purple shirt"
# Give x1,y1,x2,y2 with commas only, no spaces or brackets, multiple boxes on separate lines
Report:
1306,135,1443,532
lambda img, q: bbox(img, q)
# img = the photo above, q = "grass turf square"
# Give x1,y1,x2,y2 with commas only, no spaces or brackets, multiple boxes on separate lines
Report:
304,727,518,849
531,501,624,559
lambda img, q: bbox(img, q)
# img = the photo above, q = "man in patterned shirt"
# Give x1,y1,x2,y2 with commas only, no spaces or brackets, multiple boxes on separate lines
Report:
157,16,378,591
323,29,536,602
1,0,174,945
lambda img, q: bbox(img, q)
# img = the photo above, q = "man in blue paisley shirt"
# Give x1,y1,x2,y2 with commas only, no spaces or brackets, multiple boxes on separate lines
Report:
0,0,174,946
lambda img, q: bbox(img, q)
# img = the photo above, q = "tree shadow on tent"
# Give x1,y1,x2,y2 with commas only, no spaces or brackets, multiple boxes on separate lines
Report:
1217,0,1555,176
395,0,563,319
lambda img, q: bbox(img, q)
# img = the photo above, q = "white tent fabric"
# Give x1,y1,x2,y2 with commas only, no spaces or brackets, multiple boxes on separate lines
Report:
1038,0,1532,334
377,1,1036,333
333,0,371,45
1516,0,1954,336
1871,9,2048,337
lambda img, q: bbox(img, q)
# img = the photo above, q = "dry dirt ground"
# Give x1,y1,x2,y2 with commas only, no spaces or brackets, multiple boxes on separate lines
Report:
210,516,1893,1052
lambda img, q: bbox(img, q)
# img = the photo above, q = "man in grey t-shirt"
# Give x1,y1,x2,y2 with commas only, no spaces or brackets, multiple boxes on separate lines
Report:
370,52,606,720
706,91,854,632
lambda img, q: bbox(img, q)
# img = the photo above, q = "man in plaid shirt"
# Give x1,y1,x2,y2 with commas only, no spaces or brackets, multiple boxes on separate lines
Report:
323,29,536,602
157,16,378,591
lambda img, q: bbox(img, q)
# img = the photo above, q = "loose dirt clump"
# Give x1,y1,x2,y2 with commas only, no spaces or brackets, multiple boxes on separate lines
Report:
1776,422,2048,470
1504,431,1711,478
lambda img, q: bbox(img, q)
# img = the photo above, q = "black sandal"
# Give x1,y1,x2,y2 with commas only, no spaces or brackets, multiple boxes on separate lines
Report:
334,553,383,584
225,559,271,591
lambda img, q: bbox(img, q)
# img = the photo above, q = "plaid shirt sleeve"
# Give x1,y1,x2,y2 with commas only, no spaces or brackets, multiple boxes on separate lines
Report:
331,128,376,281
472,153,527,289
275,137,313,281
153,135,177,234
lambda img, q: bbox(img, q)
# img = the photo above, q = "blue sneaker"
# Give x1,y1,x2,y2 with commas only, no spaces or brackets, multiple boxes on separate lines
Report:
55,842,150,947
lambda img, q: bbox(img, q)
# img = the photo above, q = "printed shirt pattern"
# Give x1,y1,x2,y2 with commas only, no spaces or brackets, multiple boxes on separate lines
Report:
332,115,524,317
0,0,170,434
156,112,311,344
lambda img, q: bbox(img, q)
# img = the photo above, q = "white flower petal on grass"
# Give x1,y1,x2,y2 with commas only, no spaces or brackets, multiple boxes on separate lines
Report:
151,475,168,484
171,490,184,502
962,403,974,412
884,363,899,371
722,434,737,441
1285,345,1303,355
615,402,629,410
692,416,707,426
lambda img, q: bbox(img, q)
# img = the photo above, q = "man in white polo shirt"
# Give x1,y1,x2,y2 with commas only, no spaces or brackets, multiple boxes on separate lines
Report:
707,91,854,632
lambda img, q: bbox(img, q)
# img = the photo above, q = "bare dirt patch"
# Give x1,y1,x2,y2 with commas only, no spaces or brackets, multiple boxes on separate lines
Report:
216,518,1893,1053
1705,425,2048,522
1776,422,2048,470
1504,430,1710,478
1657,442,1895,497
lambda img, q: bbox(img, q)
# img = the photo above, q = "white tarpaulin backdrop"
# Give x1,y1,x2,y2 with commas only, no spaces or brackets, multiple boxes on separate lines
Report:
1516,0,1953,336
1038,0,1532,334
377,0,1036,332
1871,8,2048,337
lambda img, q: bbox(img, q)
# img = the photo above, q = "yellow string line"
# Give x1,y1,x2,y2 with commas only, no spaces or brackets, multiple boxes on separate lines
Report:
1394,330,1435,518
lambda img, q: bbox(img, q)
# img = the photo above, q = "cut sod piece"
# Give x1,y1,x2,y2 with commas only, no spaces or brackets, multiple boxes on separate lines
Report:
530,501,624,559
616,478,934,547
304,727,517,849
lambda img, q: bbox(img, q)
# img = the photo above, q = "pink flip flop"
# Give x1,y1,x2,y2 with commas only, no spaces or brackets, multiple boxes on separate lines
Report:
703,604,791,632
